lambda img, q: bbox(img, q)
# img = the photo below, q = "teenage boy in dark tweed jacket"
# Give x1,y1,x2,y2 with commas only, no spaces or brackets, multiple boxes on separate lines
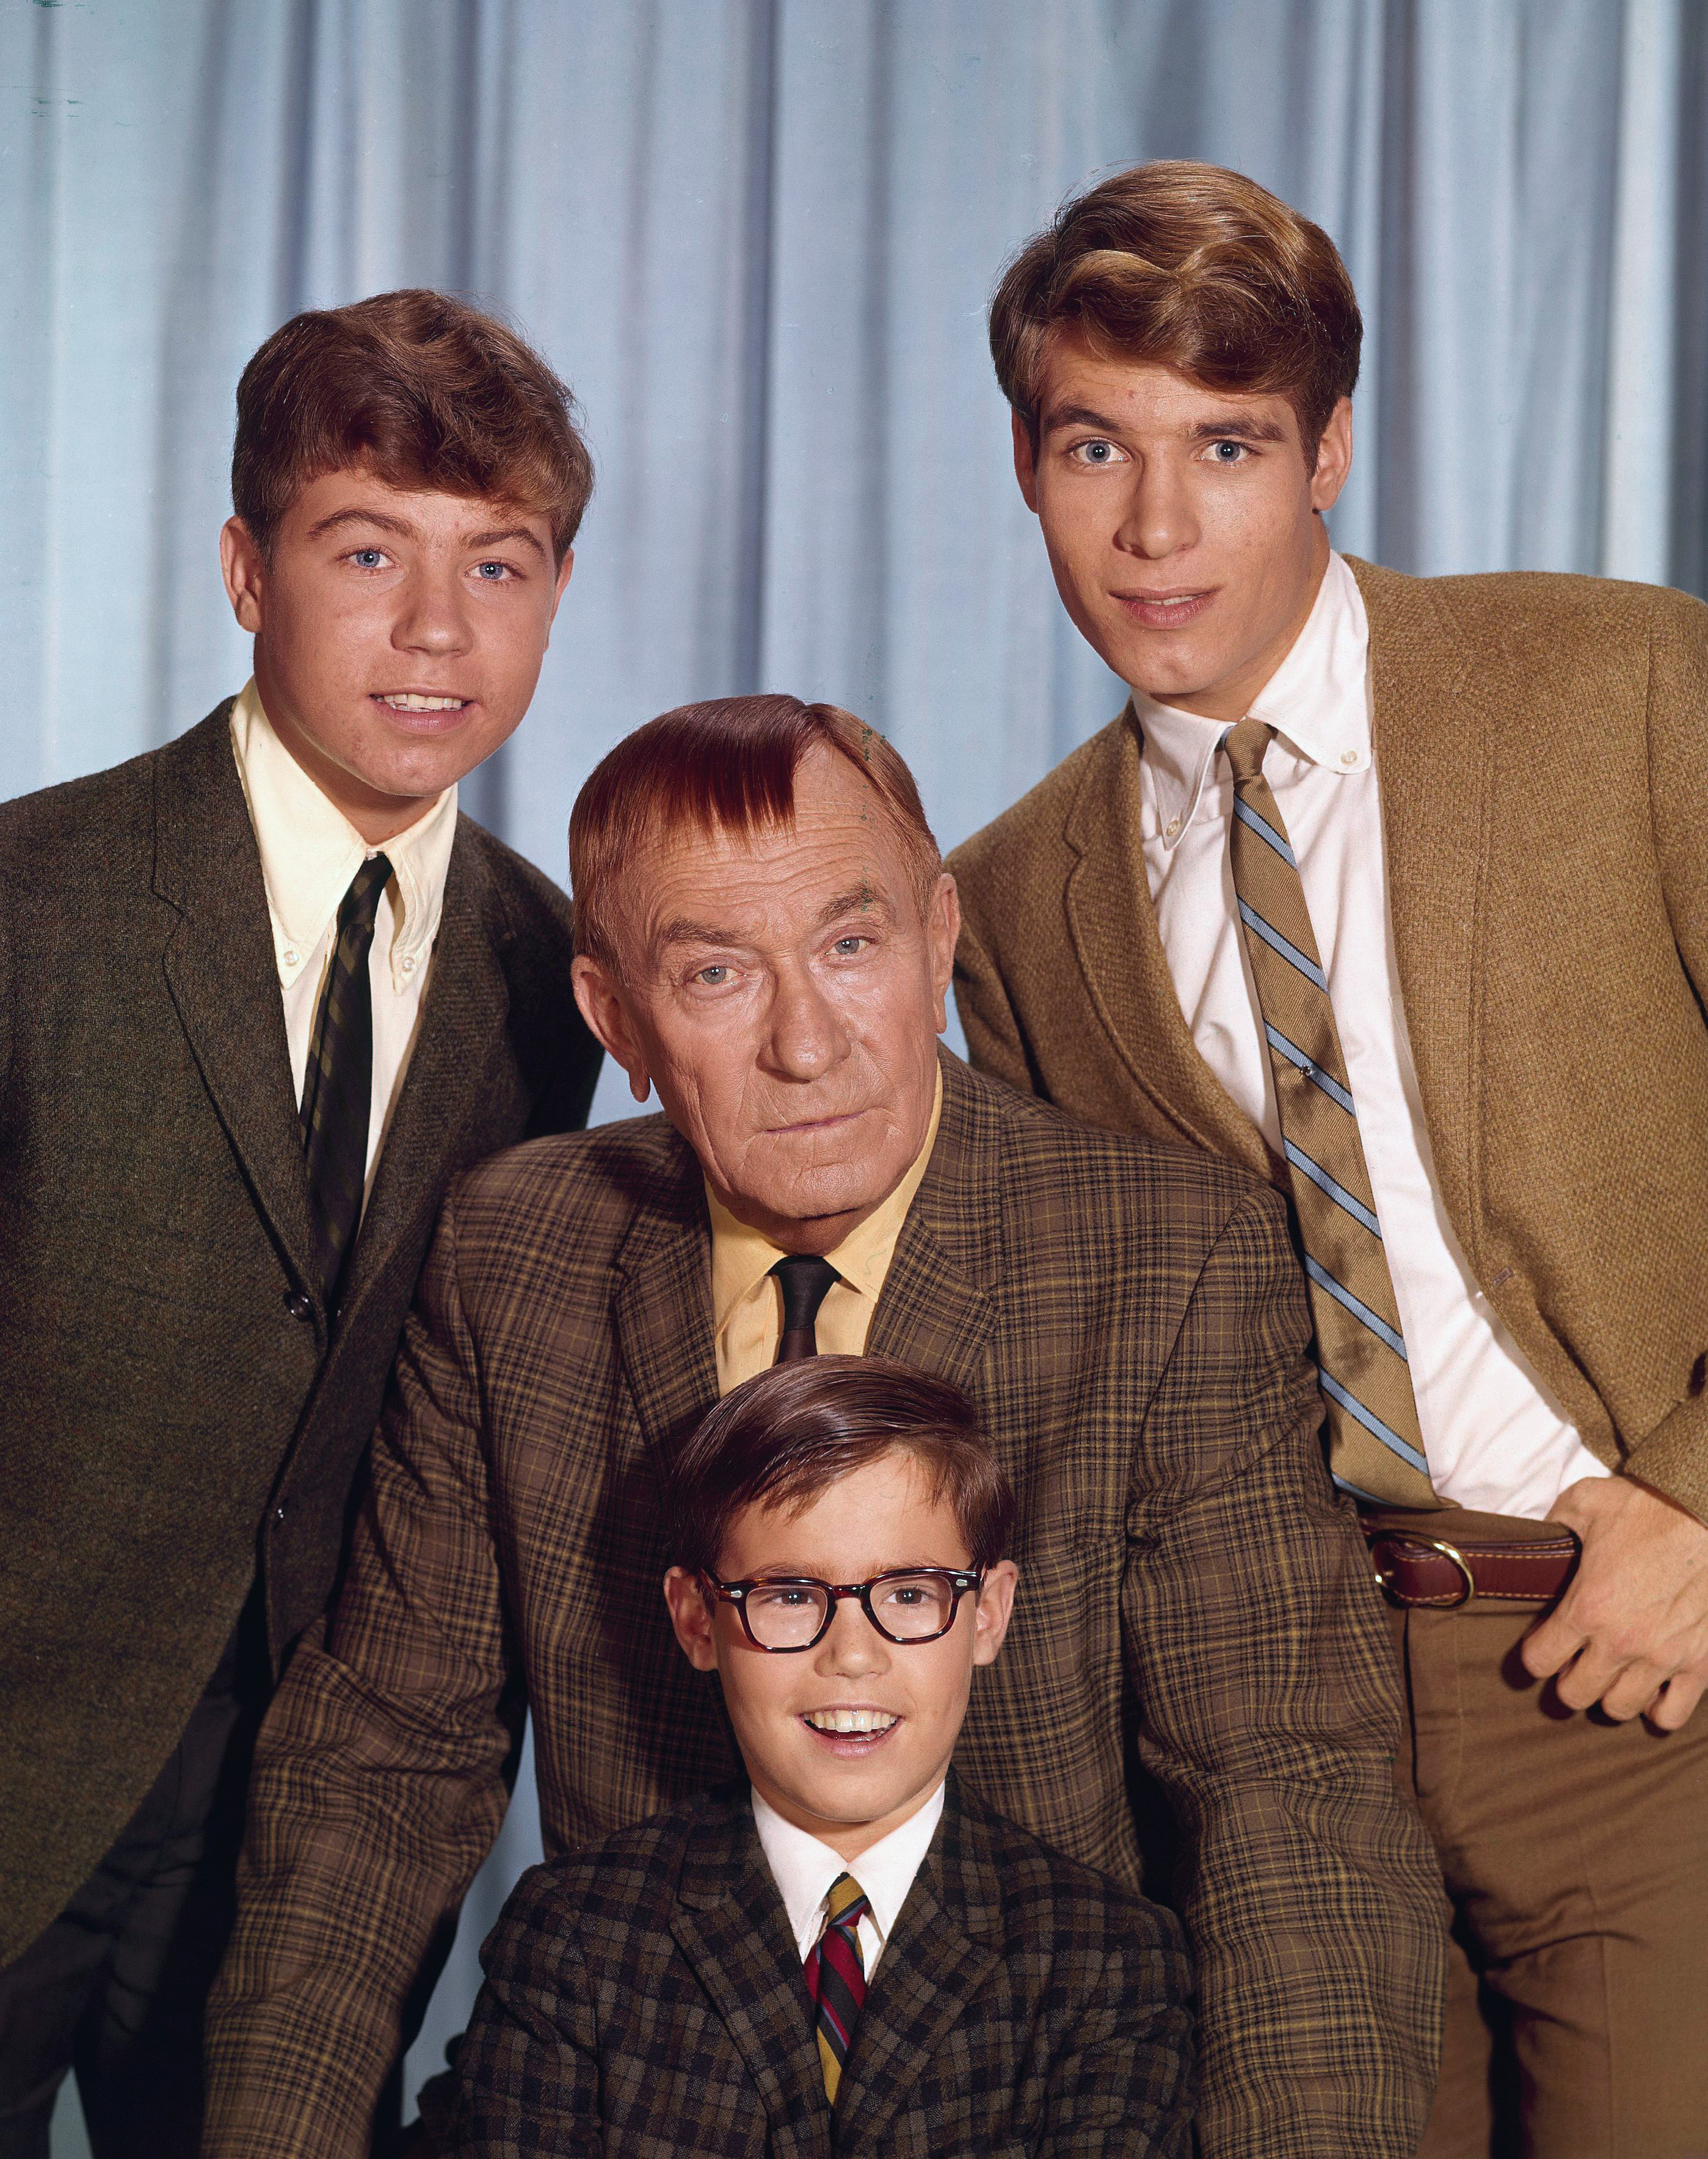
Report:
424,1356,1194,2158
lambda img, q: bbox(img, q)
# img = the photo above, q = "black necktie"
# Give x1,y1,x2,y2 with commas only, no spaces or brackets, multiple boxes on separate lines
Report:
299,854,392,1310
771,1254,838,1363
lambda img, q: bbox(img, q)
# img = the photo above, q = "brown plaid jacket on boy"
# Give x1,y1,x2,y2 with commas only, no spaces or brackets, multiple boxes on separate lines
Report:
205,1054,1445,2159
419,1777,1194,2157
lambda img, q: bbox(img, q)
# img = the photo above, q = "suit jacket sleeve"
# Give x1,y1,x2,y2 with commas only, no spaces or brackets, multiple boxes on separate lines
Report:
951,886,1036,1097
1625,589,1708,1512
203,1190,521,2159
1034,1907,1195,2158
1121,1183,1445,2159
416,1864,606,2157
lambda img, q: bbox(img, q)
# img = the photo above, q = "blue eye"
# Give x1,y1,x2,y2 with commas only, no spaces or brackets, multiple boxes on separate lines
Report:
1210,440,1246,462
474,561,508,580
351,548,384,569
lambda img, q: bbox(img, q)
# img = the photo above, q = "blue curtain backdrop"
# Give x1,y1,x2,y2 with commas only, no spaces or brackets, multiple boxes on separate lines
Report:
5,1,1704,2142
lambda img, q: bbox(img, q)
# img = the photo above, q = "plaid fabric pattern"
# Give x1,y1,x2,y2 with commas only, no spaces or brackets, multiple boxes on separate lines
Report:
297,852,391,1306
416,1778,1195,2157
205,1054,1445,2159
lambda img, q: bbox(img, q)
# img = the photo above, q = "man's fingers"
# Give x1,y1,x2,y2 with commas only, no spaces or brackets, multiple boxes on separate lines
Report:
1594,1659,1671,1723
1647,1671,1708,1733
1520,1609,1583,1682
1549,1641,1625,1714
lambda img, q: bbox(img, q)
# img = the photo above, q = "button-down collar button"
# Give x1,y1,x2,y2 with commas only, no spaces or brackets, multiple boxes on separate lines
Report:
400,953,416,974
282,947,299,967
1165,815,1182,840
1340,748,1359,767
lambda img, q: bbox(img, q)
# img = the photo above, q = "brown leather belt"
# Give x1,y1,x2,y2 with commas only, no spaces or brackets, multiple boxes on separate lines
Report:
1362,1524,1581,1609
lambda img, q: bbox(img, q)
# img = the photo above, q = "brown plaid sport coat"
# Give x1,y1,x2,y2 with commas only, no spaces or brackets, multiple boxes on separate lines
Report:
415,1775,1194,2157
205,1053,1446,2159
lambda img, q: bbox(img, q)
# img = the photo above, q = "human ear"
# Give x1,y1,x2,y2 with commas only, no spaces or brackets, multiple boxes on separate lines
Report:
545,545,575,632
572,955,653,1102
220,517,266,634
663,1567,720,1672
928,873,961,1032
1011,411,1041,514
970,1560,1019,1667
1309,398,1354,515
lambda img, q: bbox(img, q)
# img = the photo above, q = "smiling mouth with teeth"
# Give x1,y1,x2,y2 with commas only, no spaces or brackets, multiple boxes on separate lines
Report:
802,1708,899,1739
375,693,468,712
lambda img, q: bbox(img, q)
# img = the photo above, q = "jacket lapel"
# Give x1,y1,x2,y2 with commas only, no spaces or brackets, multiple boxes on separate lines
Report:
1061,708,1274,1178
338,822,511,1321
611,1134,721,1468
153,707,318,1294
831,1780,1000,2154
1350,557,1487,1236
669,1795,832,2159
867,1057,999,1393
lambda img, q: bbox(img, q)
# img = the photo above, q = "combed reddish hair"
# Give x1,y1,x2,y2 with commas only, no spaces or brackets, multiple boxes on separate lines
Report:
569,694,942,973
990,161,1361,468
667,1355,1016,1576
232,288,593,559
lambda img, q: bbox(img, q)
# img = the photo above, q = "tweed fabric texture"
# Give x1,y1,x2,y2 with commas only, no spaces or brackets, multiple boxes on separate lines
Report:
950,563,1708,1521
416,1779,1194,2158
298,851,391,1305
0,706,601,1963
204,1054,1444,2159
1222,718,1436,1507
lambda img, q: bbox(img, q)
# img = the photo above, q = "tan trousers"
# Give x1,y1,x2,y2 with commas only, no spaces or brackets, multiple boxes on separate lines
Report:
1376,1511,1708,2159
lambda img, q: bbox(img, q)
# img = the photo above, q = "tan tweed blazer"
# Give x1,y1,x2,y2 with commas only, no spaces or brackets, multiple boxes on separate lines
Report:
204,1055,1444,2159
950,563,1708,1520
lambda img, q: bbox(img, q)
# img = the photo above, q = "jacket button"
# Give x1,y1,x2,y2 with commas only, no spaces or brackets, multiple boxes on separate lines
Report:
283,1291,313,1322
274,1502,287,1524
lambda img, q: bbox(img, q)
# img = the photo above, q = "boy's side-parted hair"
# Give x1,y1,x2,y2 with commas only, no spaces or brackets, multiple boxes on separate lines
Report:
232,288,594,561
989,159,1361,468
667,1356,1015,1578
569,695,942,975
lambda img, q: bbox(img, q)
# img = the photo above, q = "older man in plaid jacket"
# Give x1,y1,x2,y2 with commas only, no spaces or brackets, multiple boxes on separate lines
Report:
205,694,1446,2159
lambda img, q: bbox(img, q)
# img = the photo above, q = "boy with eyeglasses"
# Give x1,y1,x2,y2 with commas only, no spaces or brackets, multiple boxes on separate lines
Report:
420,1355,1194,2158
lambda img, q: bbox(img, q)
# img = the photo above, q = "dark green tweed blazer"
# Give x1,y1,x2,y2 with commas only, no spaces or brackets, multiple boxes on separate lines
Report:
0,703,600,1961
206,1054,1445,2159
417,1775,1195,2157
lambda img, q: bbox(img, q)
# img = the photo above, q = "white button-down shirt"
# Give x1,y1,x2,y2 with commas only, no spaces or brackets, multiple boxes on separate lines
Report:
752,1780,945,1981
230,679,457,1198
1135,552,1607,1519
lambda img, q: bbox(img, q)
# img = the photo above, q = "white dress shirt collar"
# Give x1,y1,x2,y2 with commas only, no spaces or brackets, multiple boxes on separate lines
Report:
1136,549,1372,849
229,677,459,992
751,1779,946,1968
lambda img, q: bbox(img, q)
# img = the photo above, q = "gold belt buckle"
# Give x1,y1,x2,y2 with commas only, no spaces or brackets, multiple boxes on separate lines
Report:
1372,1534,1476,1610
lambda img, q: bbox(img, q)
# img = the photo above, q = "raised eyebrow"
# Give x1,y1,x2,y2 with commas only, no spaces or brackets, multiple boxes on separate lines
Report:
463,524,548,558
1040,402,1127,437
817,888,895,929
1188,415,1288,443
305,506,420,544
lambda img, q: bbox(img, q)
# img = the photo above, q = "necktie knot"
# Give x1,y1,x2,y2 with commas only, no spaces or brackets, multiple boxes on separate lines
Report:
807,1872,870,2105
1221,718,1274,787
772,1254,839,1363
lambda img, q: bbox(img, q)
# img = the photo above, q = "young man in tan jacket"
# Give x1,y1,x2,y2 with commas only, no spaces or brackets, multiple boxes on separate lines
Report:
949,160,1708,2159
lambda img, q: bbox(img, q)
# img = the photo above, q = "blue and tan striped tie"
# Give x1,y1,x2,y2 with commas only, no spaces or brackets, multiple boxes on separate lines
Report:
1222,722,1437,1508
299,853,391,1311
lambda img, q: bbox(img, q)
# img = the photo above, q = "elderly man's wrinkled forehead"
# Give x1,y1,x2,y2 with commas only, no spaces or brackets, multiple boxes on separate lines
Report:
605,743,929,978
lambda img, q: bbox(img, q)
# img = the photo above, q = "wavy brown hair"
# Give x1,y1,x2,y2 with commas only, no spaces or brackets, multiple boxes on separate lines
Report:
233,288,593,560
667,1356,1015,1577
990,160,1361,469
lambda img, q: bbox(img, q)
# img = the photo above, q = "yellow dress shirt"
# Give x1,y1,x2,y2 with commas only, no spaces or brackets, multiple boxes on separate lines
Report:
708,1071,943,1394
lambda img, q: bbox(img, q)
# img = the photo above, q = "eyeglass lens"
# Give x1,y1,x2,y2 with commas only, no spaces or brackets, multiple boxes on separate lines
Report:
741,1572,962,1650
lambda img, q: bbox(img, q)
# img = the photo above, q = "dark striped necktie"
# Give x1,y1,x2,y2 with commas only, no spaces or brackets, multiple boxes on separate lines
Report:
805,1872,870,2104
1222,722,1438,1509
299,853,392,1311
772,1254,838,1363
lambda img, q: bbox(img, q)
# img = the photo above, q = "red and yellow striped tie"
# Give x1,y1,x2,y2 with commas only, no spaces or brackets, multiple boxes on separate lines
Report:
1223,721,1438,1509
804,1873,869,2103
